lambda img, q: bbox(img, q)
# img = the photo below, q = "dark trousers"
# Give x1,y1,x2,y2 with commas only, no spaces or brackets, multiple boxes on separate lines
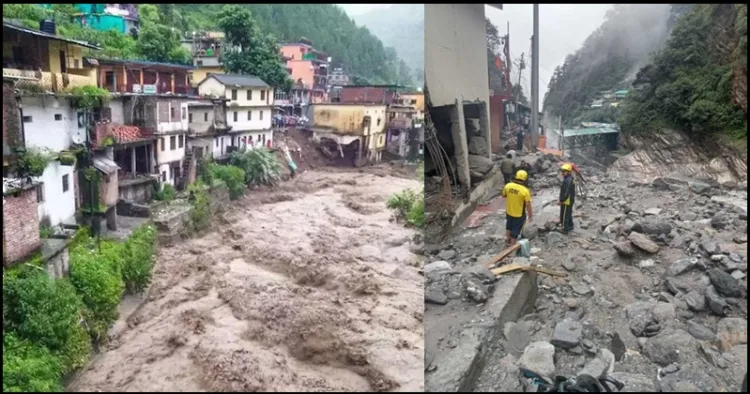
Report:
502,172,512,185
560,204,574,232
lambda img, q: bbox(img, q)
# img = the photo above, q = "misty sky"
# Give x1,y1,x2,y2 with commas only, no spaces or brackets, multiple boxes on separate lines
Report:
486,4,613,102
338,4,394,16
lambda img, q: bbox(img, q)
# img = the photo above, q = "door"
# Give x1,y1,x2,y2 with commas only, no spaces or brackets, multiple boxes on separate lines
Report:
59,51,67,73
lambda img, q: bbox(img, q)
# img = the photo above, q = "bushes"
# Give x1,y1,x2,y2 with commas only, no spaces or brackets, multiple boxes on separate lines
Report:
386,188,425,228
154,183,176,202
210,164,246,200
2,224,158,391
120,224,157,293
229,148,281,186
3,333,65,393
184,181,212,233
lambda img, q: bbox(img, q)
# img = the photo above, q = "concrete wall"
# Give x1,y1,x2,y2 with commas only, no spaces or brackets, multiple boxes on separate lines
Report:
188,105,214,133
312,104,388,136
190,66,223,86
109,99,126,124
156,101,189,133
35,162,76,226
156,134,186,165
101,170,119,207
227,106,273,131
3,187,42,266
225,87,274,107
197,77,225,97
425,4,491,107
21,96,83,152
212,135,233,158
119,179,155,204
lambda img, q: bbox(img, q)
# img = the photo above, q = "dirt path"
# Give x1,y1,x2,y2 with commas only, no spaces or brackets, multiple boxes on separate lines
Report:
68,168,424,392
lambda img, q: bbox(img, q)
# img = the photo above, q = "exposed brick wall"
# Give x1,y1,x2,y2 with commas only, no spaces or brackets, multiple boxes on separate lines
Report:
339,87,397,105
3,188,42,266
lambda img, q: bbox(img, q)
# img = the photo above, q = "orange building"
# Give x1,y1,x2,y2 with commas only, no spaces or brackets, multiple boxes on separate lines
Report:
279,38,329,105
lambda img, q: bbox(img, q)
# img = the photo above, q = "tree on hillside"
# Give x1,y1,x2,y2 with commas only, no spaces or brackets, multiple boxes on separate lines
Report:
217,5,293,92
136,8,190,64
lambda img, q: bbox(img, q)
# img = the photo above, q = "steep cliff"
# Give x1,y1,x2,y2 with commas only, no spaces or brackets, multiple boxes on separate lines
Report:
608,130,747,186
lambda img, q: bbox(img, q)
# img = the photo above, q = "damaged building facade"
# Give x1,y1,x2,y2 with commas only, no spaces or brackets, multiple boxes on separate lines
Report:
309,103,388,166
425,4,502,224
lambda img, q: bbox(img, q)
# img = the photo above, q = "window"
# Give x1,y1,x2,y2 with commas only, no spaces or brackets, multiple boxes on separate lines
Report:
54,114,63,121
204,112,208,122
73,59,80,69
262,134,266,144
247,90,252,100
170,136,176,150
189,113,193,123
259,110,264,120
231,89,237,100
181,107,186,120
178,135,184,148
161,171,166,182
247,111,252,120
160,138,165,151
22,116,32,123
215,139,219,147
257,134,261,142
36,183,45,203
62,174,69,192
377,118,381,126
260,90,265,101
105,71,115,86
233,111,238,122
170,107,175,119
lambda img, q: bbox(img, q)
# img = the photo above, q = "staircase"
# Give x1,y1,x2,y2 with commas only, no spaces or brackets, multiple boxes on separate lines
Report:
178,148,195,190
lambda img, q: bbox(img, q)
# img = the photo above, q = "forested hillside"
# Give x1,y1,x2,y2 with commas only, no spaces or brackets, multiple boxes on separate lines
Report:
171,4,414,87
541,4,672,125
619,4,747,140
349,4,424,87
2,4,413,88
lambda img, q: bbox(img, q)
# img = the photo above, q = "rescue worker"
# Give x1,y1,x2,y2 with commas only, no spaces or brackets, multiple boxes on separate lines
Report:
558,163,576,234
502,169,533,246
564,161,586,184
500,153,515,186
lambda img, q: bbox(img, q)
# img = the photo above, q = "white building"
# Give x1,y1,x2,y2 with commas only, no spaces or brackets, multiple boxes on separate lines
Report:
186,99,232,159
19,95,83,227
197,74,274,152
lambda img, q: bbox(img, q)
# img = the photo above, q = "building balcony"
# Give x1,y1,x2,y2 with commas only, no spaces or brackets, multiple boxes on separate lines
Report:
3,68,96,93
389,118,413,130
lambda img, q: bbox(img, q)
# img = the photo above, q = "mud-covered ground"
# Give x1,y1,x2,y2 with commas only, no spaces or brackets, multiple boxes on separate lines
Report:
425,152,747,392
68,167,424,392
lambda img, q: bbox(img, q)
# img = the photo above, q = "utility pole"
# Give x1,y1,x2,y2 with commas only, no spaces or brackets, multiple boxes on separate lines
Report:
530,3,540,152
515,53,525,129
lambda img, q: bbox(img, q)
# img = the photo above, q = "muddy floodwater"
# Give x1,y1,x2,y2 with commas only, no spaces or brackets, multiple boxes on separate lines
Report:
68,168,424,392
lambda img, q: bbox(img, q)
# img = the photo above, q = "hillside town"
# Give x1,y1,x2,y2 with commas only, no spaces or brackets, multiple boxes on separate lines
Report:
3,6,425,392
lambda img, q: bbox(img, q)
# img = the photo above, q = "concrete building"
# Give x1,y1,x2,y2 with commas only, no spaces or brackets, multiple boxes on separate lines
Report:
425,4,499,194
186,98,231,160
309,103,388,165
181,31,225,86
197,74,274,156
280,39,330,105
94,58,193,95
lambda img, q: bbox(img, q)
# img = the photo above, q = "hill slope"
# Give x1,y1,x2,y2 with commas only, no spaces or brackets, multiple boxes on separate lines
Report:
349,4,424,86
171,4,414,86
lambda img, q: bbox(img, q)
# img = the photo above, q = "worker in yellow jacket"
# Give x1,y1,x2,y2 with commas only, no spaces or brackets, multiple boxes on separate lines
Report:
558,163,576,234
502,170,533,245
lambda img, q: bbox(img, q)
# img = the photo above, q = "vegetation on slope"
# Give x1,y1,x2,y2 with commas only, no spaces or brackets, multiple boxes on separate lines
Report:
619,4,747,140
541,4,672,126
170,4,414,87
486,18,529,105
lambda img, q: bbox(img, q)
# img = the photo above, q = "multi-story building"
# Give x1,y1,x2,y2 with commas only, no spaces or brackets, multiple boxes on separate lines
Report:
309,103,388,166
181,31,226,87
197,74,274,159
279,39,330,105
40,4,140,35
3,20,102,229
186,99,231,161
328,66,350,87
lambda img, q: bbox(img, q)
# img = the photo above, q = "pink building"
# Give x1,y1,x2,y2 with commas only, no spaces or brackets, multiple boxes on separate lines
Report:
279,38,329,105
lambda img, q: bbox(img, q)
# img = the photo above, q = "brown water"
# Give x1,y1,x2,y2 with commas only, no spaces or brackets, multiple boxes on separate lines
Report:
67,169,424,392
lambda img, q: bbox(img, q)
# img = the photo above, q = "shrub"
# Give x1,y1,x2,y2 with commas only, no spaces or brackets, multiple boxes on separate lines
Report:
198,155,216,185
406,198,425,228
39,225,53,239
17,147,52,178
121,224,157,293
386,189,419,218
229,148,281,186
2,271,83,352
154,183,176,202
56,324,92,373
2,333,65,393
210,164,246,200
69,244,125,343
184,181,212,234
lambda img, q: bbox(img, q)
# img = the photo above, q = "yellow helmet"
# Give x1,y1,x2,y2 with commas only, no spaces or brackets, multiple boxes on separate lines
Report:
515,170,528,181
560,163,573,172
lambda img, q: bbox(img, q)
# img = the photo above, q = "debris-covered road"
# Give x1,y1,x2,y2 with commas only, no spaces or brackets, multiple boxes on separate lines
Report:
425,152,748,392
68,167,425,392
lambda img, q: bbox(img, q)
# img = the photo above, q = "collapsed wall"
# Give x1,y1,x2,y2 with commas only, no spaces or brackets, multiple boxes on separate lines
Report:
609,130,748,186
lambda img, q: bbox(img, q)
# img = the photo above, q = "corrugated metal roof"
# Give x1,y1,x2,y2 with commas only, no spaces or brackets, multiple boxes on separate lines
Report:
3,19,101,50
92,156,120,174
93,58,193,70
562,127,619,137
202,73,270,88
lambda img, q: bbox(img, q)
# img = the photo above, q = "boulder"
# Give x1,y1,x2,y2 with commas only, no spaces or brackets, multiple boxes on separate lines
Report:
716,317,747,347
628,232,660,254
642,329,695,366
551,319,583,349
707,269,744,297
517,341,556,378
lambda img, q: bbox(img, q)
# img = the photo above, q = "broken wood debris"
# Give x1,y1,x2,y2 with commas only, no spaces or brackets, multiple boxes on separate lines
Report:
483,242,522,268
491,263,567,278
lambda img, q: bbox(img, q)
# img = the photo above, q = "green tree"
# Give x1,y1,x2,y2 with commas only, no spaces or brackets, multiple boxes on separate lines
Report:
218,5,292,91
137,23,190,64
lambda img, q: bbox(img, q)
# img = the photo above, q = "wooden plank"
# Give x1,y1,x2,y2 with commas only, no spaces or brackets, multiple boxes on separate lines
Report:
484,242,522,268
491,263,567,278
